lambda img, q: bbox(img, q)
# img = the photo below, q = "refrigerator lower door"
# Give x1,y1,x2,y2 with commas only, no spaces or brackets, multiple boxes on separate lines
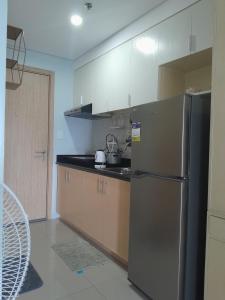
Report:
128,175,187,300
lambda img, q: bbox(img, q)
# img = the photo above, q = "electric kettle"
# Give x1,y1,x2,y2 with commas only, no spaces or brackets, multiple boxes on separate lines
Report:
95,150,106,169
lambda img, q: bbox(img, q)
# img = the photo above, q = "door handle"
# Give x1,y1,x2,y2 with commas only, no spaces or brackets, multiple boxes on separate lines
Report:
131,170,186,182
35,151,47,161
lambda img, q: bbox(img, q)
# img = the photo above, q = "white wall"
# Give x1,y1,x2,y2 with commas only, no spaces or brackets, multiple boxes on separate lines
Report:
74,0,200,69
25,50,92,218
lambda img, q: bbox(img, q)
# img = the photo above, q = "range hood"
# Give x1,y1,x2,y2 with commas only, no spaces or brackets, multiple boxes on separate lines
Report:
64,103,111,120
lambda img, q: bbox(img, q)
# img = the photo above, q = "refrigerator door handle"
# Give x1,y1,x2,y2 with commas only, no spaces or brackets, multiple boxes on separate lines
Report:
131,171,150,179
131,170,187,182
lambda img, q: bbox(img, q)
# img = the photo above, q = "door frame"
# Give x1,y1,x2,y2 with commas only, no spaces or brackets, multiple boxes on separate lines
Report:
22,65,55,219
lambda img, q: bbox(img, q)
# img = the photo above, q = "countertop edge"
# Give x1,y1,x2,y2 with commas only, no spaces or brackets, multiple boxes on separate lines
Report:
56,162,131,182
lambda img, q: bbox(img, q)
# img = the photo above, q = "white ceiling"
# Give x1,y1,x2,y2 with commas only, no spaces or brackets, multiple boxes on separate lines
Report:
8,0,166,60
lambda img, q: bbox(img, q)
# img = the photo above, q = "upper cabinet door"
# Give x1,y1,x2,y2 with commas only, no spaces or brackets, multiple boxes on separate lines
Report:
190,0,213,53
157,9,191,65
107,41,132,112
91,55,110,114
74,63,95,107
130,27,159,106
92,41,132,114
74,68,82,107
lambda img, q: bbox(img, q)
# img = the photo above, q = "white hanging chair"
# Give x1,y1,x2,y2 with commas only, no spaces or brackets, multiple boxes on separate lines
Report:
1,183,31,300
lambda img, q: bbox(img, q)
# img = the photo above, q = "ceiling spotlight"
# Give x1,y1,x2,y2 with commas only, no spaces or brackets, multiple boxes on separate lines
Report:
70,14,83,26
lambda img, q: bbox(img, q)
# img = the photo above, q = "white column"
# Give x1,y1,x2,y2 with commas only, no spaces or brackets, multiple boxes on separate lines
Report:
0,0,7,182
0,0,7,297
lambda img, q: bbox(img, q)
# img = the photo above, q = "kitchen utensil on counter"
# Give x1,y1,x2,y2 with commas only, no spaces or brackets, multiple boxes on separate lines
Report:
106,152,121,165
95,150,106,169
105,134,122,165
106,134,119,153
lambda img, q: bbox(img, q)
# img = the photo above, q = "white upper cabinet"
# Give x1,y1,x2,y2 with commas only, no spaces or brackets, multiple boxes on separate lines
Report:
190,0,213,53
92,41,132,114
157,9,191,65
75,41,132,115
130,27,159,106
91,54,110,114
107,41,132,112
74,1,213,113
74,67,83,107
74,63,96,107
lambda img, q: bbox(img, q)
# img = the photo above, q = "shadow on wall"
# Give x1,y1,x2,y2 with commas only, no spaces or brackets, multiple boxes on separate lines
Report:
65,117,93,154
65,108,132,158
91,109,132,158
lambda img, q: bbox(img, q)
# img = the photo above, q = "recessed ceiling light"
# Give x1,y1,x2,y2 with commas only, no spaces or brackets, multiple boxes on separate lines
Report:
135,37,157,55
70,15,83,27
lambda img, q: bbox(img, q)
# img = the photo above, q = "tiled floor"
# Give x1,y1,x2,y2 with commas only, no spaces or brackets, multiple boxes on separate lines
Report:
18,220,147,300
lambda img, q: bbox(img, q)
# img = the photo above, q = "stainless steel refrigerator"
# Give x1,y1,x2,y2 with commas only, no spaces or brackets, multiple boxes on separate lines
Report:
128,93,211,300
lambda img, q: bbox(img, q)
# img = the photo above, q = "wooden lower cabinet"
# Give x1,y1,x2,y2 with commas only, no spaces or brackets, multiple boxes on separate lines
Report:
57,166,85,229
205,216,225,300
57,166,130,263
101,176,130,261
82,172,104,243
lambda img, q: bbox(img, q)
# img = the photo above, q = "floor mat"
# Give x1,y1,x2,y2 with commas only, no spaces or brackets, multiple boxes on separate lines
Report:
52,239,109,272
20,263,43,295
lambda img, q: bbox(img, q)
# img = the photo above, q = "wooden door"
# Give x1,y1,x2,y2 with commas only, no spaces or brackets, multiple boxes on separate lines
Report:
102,177,130,262
4,70,49,220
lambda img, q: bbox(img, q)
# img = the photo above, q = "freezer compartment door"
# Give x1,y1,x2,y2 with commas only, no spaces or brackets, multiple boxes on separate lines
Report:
131,95,191,178
128,176,187,300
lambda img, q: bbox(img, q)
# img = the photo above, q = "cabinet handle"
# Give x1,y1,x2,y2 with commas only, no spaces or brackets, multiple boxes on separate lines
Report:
65,171,67,183
128,94,132,108
101,180,104,194
97,178,100,193
102,180,107,194
97,178,106,194
65,171,70,183
98,179,104,194
189,35,196,53
68,171,70,183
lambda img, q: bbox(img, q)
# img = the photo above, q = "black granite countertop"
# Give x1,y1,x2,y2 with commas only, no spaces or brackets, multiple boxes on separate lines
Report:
56,155,131,182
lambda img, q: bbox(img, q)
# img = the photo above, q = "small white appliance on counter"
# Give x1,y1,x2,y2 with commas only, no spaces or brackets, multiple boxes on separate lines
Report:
95,150,106,169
